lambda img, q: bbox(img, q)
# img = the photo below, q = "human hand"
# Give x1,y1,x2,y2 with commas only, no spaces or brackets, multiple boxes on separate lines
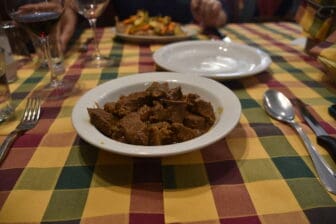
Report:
17,2,62,14
190,0,227,27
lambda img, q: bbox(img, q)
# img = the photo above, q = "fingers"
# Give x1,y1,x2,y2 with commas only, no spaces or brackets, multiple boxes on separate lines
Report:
201,0,220,24
59,7,77,52
191,0,201,11
202,0,221,26
191,0,227,27
190,0,202,22
18,2,62,13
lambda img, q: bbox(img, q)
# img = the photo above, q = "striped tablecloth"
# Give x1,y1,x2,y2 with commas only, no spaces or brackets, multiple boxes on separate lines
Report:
1,22,336,224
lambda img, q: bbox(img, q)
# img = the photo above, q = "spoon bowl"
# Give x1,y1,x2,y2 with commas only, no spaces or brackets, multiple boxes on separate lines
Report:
263,89,295,123
263,89,336,194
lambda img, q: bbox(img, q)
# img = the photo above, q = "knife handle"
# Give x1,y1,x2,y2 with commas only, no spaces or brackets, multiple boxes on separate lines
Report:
328,104,336,120
317,135,336,162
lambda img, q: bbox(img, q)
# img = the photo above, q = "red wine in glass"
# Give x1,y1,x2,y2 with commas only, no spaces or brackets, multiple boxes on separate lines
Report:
12,11,62,38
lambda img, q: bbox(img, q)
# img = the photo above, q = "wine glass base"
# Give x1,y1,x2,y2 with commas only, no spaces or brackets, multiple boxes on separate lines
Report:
32,79,82,101
82,55,114,68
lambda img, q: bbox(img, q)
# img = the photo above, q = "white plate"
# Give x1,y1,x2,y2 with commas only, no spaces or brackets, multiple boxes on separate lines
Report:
153,40,272,80
72,72,241,157
114,26,196,43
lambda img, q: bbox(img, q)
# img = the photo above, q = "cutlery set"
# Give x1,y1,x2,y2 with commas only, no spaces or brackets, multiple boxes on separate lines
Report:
263,89,336,194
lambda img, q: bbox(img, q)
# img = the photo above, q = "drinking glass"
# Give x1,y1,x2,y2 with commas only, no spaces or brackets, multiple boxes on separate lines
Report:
5,0,74,100
73,0,113,67
0,47,14,123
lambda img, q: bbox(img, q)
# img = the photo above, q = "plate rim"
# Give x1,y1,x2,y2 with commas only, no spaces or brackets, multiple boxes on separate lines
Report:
71,72,241,157
153,40,272,80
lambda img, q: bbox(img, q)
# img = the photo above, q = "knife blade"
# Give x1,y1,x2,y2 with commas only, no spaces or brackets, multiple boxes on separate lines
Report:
296,99,336,162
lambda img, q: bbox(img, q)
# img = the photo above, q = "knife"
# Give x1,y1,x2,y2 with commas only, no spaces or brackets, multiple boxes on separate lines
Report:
328,104,336,120
296,99,336,162
202,27,228,40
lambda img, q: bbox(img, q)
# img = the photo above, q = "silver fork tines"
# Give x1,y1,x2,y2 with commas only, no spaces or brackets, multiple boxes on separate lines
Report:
0,97,41,164
21,98,41,125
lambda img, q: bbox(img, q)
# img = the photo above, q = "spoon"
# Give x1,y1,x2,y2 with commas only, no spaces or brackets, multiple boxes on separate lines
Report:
263,89,336,194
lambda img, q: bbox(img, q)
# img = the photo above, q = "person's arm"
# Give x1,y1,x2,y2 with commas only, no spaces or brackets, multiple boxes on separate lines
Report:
190,0,228,27
58,0,77,52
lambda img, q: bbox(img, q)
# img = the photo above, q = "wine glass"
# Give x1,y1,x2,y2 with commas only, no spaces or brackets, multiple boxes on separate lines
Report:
73,0,114,67
5,0,76,100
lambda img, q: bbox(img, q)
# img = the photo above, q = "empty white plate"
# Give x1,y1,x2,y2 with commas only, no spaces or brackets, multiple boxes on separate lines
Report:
153,40,272,80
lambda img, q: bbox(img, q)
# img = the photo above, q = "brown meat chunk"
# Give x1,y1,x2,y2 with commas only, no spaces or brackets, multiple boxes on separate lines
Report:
184,112,207,130
171,123,200,142
186,93,200,106
193,100,215,124
119,112,149,145
87,108,119,137
146,82,169,98
163,100,188,123
104,102,117,114
138,104,152,121
114,91,149,117
149,101,170,122
167,86,183,100
148,122,173,145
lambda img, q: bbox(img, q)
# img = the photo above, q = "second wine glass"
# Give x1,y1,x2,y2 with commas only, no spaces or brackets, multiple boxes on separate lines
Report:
74,0,114,68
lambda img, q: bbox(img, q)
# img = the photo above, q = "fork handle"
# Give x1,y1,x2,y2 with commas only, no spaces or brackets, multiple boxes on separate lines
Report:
0,131,20,164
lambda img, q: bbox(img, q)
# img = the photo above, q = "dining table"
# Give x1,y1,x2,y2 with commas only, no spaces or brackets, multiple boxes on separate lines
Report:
1,21,336,224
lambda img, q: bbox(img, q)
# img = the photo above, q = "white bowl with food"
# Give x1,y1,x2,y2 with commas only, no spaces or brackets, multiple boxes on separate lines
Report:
71,72,241,157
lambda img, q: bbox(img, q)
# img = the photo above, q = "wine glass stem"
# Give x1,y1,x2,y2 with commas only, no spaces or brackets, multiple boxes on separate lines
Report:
40,37,59,87
88,18,102,59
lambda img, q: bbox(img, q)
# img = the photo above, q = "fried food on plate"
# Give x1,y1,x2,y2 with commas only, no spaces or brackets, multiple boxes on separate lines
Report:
116,10,186,36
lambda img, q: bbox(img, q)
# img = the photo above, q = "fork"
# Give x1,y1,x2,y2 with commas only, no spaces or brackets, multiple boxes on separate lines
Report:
0,97,41,164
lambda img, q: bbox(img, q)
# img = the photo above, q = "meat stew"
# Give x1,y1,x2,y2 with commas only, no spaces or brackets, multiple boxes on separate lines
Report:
88,82,216,146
